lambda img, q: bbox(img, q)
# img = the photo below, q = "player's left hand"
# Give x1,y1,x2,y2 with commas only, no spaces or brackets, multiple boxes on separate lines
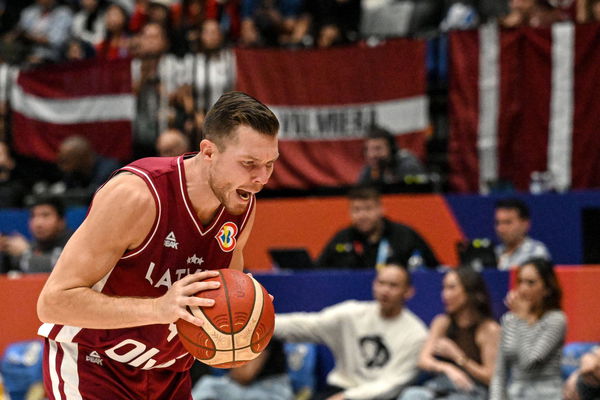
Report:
153,270,221,326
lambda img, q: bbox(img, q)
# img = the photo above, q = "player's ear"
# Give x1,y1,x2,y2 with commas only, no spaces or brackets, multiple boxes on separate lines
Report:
200,139,216,159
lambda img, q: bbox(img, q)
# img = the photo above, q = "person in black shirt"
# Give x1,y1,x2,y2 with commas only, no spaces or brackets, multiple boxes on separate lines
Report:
317,186,438,269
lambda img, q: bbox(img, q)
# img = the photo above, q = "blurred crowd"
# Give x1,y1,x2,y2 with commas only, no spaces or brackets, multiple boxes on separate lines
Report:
1,0,599,69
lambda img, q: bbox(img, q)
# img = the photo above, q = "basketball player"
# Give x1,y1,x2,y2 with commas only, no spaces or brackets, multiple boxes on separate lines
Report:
36,92,280,399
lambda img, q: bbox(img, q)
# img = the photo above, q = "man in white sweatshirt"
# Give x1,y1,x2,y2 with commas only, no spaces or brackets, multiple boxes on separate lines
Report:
274,264,428,400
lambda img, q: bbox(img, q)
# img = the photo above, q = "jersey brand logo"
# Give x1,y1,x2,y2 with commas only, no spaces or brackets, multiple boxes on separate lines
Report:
215,222,238,252
86,351,103,366
187,254,204,265
164,232,179,249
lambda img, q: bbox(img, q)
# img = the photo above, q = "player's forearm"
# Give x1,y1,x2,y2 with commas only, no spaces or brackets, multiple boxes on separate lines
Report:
38,286,161,329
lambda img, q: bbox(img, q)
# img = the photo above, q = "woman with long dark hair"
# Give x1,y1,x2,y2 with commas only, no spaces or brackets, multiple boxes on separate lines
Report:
489,258,566,400
399,267,500,400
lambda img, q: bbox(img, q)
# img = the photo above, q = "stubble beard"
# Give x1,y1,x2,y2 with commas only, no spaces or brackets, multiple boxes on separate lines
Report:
208,168,245,216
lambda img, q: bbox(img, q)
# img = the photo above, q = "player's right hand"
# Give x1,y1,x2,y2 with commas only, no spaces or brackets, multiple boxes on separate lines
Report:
153,270,220,326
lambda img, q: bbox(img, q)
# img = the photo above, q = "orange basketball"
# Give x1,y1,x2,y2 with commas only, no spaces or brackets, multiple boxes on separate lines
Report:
176,269,275,368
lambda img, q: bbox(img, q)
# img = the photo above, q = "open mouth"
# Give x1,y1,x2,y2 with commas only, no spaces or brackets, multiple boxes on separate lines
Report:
236,189,251,201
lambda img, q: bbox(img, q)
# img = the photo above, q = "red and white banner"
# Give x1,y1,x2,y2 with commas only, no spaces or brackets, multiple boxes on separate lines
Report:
235,39,429,189
11,58,134,162
449,22,600,193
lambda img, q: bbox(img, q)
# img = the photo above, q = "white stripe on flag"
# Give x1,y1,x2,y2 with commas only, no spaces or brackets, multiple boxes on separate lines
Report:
10,83,135,124
269,96,429,140
49,340,62,400
477,22,500,194
60,342,83,400
548,22,574,191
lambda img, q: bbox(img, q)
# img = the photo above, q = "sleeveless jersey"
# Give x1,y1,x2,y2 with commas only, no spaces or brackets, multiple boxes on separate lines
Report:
38,155,255,372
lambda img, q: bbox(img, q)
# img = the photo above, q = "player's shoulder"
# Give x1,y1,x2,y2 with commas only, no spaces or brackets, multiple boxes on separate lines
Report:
124,156,179,178
94,172,155,209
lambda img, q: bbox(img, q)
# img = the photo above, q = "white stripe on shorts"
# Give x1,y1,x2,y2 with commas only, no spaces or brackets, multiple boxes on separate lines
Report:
59,342,83,400
48,340,62,400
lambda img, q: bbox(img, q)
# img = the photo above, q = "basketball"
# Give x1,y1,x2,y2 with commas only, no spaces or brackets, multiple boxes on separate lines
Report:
176,269,275,368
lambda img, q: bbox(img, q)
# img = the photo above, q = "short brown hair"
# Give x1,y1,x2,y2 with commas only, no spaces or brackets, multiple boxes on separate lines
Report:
203,91,279,149
347,185,380,202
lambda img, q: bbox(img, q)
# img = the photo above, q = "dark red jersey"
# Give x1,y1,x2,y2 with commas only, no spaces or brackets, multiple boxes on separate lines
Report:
39,155,255,372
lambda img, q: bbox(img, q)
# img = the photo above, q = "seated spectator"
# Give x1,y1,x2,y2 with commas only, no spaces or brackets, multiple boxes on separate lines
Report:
489,258,566,400
494,198,550,270
275,263,428,400
3,0,73,65
71,0,107,46
399,267,500,400
303,0,361,48
592,0,600,20
564,346,600,400
239,0,304,47
53,136,120,205
317,186,439,270
95,1,131,60
156,128,191,157
357,126,426,187
0,195,72,273
0,142,26,208
191,338,294,400
501,0,568,28
63,38,97,61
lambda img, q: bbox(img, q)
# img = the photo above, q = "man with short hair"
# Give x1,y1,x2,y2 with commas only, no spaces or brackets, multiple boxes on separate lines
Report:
156,129,191,157
274,264,428,400
357,126,426,186
0,195,71,273
317,186,438,269
36,91,280,399
494,198,550,270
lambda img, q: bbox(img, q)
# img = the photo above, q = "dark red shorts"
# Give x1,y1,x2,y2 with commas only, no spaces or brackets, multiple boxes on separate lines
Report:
43,339,192,400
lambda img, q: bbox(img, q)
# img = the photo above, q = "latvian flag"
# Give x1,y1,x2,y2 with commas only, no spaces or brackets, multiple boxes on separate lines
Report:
11,58,134,162
235,39,429,189
449,22,600,193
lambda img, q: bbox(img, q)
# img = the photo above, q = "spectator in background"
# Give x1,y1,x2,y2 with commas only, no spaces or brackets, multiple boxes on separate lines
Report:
489,258,566,400
239,0,304,47
63,37,96,61
564,346,600,400
586,0,600,21
399,267,500,400
0,195,72,273
4,0,73,64
173,19,235,143
357,126,426,187
317,186,439,270
0,142,26,208
71,0,107,46
53,136,120,205
131,21,171,157
494,198,550,270
303,0,361,48
95,1,131,60
191,339,294,400
275,264,428,400
501,0,568,28
156,128,191,157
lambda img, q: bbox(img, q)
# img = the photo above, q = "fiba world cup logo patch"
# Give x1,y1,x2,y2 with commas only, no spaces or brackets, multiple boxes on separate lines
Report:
215,222,238,252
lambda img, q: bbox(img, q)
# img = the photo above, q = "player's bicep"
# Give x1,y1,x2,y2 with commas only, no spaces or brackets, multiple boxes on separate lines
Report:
43,174,156,291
